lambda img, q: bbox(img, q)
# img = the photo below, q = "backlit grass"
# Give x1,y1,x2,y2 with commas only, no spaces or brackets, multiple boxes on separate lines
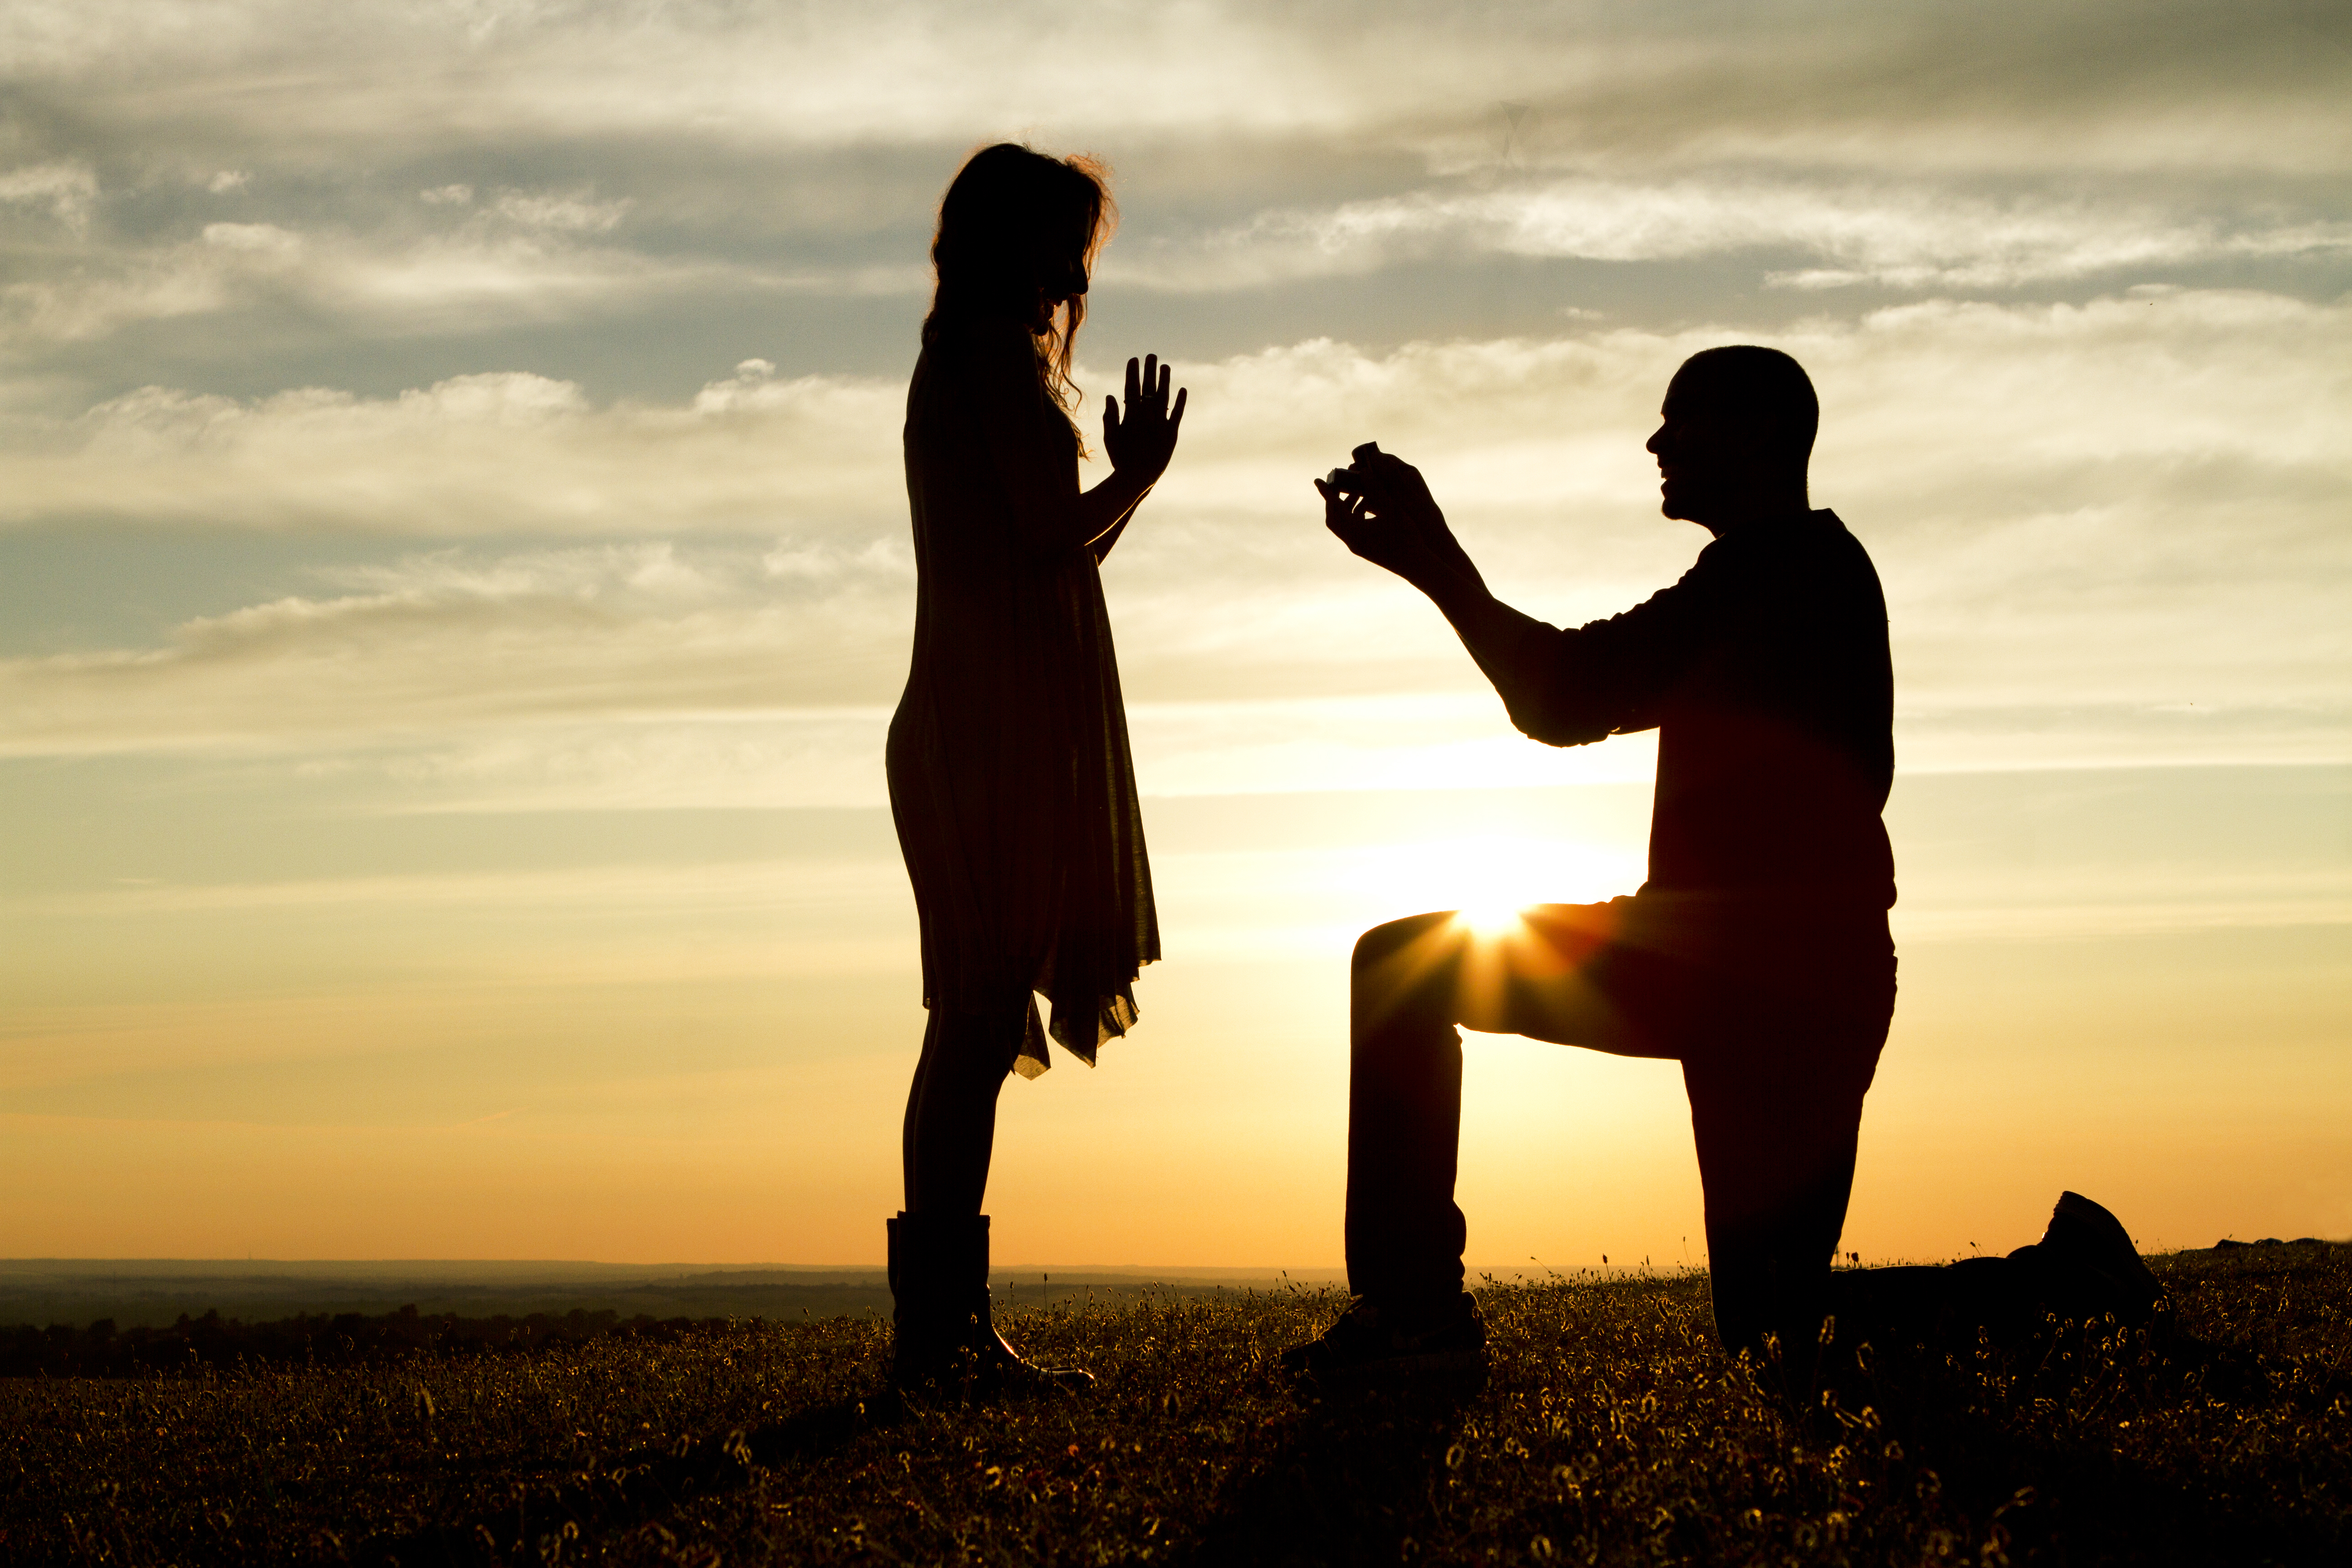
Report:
3,1245,2345,1565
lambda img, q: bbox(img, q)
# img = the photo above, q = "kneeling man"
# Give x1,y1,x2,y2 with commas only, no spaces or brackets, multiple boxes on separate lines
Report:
1289,347,1897,1378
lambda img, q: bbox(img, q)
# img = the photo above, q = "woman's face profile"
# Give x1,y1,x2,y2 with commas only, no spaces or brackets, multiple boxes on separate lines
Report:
1028,217,1092,334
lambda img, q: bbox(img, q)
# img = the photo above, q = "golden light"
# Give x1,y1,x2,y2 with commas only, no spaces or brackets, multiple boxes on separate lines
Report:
1333,834,1629,936
1453,900,1535,939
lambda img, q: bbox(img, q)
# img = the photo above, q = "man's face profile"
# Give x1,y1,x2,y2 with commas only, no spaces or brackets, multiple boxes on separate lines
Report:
1643,355,1808,530
1646,373,1747,524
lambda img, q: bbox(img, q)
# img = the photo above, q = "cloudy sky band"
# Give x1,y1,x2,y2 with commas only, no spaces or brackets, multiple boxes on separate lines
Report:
3,0,2348,1261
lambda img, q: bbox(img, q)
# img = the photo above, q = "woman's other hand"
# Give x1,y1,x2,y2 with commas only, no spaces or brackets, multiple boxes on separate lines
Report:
1102,354,1187,484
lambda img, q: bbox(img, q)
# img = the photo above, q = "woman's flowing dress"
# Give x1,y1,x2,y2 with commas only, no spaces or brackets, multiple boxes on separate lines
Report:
885,316,1159,1077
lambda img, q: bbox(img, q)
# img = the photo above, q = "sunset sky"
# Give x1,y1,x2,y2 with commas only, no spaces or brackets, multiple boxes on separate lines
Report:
3,0,2346,1270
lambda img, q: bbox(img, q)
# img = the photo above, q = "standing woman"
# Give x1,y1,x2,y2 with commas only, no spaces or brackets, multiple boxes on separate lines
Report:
885,143,1186,1390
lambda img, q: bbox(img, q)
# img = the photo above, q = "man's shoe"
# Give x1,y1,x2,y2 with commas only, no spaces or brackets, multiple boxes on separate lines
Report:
2032,1191,2165,1323
1281,1293,1487,1389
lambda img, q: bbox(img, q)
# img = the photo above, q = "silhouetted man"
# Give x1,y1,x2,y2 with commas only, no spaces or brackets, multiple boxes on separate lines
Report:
1287,346,1899,1379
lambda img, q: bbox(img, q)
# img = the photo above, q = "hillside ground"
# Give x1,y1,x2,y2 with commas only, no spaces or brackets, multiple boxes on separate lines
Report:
4,1243,2346,1566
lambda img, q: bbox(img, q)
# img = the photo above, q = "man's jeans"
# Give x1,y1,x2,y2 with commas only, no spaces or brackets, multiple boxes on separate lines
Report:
1345,896,1896,1358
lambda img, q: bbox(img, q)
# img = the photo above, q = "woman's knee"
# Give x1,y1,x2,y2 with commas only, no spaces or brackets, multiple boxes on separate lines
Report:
924,1000,1030,1083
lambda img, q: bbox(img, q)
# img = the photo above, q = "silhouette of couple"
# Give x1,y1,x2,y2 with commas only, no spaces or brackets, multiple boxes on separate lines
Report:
883,144,2159,1396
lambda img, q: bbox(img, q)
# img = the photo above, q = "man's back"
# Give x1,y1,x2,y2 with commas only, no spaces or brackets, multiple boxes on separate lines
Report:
1499,509,1894,911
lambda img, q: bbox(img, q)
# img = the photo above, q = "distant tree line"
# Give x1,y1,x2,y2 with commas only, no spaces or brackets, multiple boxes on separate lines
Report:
0,1302,744,1378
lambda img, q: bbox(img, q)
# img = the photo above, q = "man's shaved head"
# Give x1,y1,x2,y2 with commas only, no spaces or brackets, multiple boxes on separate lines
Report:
1647,346,1819,531
1670,345,1819,465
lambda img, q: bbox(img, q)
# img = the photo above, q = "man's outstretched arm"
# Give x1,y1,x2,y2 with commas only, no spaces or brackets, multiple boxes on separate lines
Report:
1317,445,1568,735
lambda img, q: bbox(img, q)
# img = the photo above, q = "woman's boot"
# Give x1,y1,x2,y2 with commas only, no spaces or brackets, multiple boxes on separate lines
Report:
887,1212,1092,1393
887,1211,976,1386
965,1214,1093,1392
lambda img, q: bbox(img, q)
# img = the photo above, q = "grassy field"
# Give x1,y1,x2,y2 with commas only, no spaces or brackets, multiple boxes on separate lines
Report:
3,1244,2345,1566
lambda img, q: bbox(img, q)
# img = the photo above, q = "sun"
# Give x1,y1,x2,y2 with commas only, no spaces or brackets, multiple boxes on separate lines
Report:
1452,898,1536,939
1338,834,1612,937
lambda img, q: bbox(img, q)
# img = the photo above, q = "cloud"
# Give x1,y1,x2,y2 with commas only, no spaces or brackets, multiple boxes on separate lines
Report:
0,288,2342,790
200,220,299,254
0,193,809,345
492,190,630,234
2,363,905,533
5,0,2342,169
0,536,915,763
0,217,320,341
1,1,1365,145
1107,177,2352,293
1108,291,2352,767
0,160,98,232
2,0,2339,408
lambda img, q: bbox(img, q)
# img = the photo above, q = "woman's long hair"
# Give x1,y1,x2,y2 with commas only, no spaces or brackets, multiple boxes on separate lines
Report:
924,143,1115,432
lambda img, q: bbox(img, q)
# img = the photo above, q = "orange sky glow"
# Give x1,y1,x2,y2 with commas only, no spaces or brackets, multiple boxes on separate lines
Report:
2,0,2347,1270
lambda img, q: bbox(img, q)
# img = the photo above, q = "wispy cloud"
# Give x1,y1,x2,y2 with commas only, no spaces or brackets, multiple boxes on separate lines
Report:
0,193,874,346
2,289,2342,790
0,534,914,760
0,2,2344,797
1109,177,2352,292
6,1,2342,167
1,362,904,532
0,160,98,232
2,0,2340,412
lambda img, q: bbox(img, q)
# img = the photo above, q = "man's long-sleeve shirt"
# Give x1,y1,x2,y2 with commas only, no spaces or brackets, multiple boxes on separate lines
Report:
1488,509,1895,911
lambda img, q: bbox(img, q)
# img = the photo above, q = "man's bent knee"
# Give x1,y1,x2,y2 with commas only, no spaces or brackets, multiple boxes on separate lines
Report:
1352,912,1472,1041
1352,910,1462,976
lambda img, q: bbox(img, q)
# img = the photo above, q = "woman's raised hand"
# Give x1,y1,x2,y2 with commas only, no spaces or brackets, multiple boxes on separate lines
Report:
1102,354,1187,483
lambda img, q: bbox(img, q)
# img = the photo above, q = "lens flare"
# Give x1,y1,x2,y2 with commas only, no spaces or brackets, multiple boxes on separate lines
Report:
1453,901,1534,939
1335,835,1625,936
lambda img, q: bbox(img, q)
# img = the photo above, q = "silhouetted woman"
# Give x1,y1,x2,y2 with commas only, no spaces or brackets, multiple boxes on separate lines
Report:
885,143,1186,1390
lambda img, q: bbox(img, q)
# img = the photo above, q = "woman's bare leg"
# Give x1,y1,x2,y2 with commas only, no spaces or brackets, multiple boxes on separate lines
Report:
902,1004,1023,1215
890,1002,1095,1390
